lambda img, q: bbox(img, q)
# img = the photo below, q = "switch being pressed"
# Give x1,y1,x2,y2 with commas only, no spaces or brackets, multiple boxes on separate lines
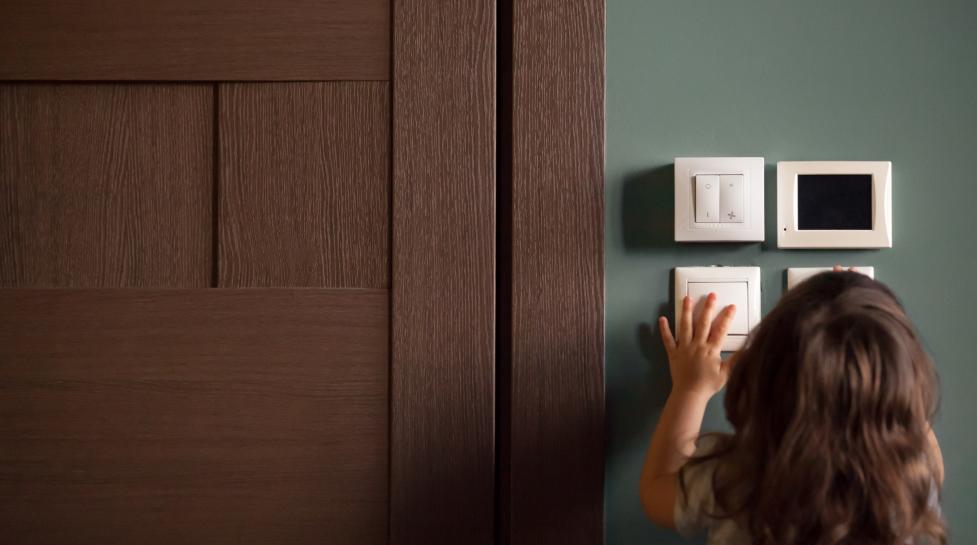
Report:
694,174,720,222
688,281,749,335
674,266,761,351
720,174,745,223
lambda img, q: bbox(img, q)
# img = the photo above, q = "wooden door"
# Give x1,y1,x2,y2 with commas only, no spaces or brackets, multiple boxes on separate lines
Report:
0,2,495,544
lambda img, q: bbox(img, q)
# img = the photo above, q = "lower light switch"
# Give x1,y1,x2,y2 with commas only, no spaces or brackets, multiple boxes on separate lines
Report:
675,266,761,351
688,281,749,335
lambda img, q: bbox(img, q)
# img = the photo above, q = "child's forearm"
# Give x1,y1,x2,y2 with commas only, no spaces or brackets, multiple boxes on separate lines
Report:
641,296,735,527
642,389,711,482
639,389,711,527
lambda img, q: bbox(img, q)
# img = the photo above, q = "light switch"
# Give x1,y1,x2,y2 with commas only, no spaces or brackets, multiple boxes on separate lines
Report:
695,175,720,222
786,266,875,290
674,157,764,242
689,282,749,335
674,266,761,351
719,174,745,223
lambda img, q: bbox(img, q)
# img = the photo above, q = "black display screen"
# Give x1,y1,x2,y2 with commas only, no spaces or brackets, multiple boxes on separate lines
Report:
797,174,873,230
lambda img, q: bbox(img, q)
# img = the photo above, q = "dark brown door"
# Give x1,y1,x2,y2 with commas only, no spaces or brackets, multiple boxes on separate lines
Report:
0,2,495,544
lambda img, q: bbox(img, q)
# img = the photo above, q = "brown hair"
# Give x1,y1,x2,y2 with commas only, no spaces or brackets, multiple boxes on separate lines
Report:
683,271,946,545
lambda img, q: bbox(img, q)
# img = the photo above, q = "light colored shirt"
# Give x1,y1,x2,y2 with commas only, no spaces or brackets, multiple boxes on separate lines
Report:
673,437,943,545
673,437,749,545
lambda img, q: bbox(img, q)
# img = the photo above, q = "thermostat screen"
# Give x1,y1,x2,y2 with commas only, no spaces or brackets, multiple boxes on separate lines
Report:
797,174,873,230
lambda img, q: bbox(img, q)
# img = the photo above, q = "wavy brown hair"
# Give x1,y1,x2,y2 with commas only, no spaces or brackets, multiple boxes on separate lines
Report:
682,271,946,545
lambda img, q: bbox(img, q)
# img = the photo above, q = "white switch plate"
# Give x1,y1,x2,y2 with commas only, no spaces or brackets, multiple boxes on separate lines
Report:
786,266,875,290
675,157,764,242
675,266,761,351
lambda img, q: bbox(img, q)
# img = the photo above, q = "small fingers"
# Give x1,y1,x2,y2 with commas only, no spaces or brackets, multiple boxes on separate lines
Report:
678,295,693,345
707,304,737,348
694,293,717,344
659,316,676,354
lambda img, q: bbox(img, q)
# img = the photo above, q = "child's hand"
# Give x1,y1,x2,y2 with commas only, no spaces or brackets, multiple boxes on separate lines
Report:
658,293,737,398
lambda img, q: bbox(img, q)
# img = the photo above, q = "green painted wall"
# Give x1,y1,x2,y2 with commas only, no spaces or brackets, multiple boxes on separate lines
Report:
605,1,977,543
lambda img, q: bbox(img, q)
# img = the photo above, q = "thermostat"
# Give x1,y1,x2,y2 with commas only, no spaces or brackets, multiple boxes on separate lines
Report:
777,161,892,248
674,157,764,242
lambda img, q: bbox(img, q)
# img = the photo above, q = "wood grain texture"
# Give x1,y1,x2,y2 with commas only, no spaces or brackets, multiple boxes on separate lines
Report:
501,0,605,543
219,82,389,288
0,84,212,288
391,2,495,543
0,0,389,81
0,289,389,545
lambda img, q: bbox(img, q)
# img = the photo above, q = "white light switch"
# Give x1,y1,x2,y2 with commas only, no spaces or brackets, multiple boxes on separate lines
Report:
675,266,762,351
786,266,875,290
689,282,749,335
695,175,720,222
674,157,764,242
719,174,745,223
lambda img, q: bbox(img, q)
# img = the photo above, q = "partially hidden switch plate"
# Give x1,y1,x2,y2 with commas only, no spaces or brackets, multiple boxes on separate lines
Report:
674,157,764,242
786,266,875,291
675,266,761,351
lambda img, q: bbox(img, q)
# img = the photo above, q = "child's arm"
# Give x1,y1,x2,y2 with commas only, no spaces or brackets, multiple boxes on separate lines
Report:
639,293,737,528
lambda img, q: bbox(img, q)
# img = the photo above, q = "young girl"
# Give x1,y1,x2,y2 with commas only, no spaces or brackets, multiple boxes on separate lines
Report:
640,269,946,545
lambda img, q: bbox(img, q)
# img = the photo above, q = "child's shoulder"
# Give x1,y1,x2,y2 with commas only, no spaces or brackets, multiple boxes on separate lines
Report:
675,435,742,541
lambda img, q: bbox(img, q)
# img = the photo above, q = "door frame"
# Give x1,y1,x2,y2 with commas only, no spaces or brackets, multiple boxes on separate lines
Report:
392,1,606,544
497,1,605,544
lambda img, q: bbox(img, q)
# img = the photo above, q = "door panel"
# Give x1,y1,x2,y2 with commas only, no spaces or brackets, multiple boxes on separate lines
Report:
0,84,213,288
1,2,500,543
390,2,495,542
218,82,389,288
0,0,389,81
0,289,388,545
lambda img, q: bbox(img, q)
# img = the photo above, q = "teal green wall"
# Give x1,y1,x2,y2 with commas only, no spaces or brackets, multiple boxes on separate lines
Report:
605,1,977,543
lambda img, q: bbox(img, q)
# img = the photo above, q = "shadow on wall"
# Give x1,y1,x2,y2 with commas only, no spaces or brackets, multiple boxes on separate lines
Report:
621,164,674,252
761,162,778,251
605,306,674,467
607,164,676,470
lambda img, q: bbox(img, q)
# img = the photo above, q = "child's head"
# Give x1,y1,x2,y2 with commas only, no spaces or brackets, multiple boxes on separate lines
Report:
707,271,945,544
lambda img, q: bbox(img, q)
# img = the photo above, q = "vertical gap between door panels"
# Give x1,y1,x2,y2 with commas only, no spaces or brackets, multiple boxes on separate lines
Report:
495,0,513,543
387,0,396,540
211,83,220,288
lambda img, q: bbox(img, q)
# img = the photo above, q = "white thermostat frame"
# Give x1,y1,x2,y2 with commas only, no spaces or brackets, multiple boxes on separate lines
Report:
674,157,765,242
777,161,892,248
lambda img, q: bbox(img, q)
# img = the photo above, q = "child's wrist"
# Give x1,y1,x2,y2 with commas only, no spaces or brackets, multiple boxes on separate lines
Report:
668,386,714,404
